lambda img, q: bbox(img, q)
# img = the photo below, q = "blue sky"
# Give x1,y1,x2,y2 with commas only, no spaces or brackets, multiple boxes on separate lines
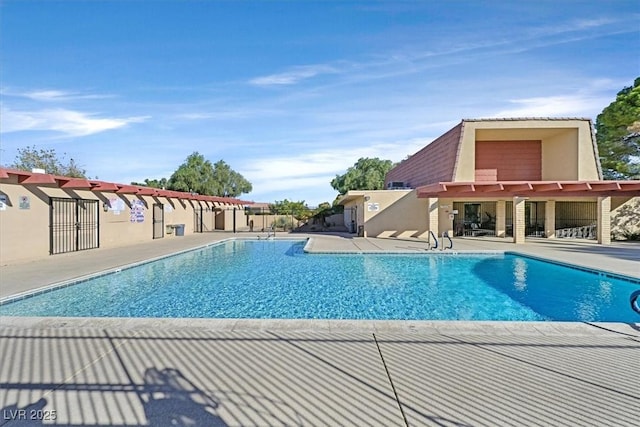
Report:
1,1,638,206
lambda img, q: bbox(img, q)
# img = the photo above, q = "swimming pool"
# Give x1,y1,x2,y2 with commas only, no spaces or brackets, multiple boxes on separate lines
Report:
1,239,638,322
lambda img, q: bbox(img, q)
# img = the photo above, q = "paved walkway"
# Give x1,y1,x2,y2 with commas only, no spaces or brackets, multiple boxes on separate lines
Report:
1,232,639,426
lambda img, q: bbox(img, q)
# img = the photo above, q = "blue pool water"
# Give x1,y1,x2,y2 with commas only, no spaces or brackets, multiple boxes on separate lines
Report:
1,240,638,321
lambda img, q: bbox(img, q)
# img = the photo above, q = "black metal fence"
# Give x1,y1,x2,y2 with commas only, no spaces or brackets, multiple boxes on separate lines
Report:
555,202,597,229
555,201,597,239
49,197,99,255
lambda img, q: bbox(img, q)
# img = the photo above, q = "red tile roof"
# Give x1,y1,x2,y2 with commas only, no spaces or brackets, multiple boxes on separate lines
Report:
0,167,253,205
385,122,462,188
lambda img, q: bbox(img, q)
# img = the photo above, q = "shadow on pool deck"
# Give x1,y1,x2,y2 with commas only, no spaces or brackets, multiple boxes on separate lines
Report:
0,232,638,424
0,323,638,426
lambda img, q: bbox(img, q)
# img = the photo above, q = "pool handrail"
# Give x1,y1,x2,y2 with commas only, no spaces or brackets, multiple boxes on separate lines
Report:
442,231,453,250
429,230,438,250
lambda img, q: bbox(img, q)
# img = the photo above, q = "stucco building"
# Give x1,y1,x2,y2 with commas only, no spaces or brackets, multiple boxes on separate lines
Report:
339,118,640,244
0,168,251,264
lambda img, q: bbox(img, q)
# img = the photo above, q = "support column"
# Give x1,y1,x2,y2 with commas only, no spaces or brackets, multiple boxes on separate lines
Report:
496,200,506,238
545,200,556,238
513,197,526,244
597,196,611,245
427,197,439,238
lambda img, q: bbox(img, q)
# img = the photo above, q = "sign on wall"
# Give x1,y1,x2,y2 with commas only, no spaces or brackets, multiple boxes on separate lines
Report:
19,196,30,210
0,195,7,211
130,199,145,223
367,202,380,212
108,198,126,215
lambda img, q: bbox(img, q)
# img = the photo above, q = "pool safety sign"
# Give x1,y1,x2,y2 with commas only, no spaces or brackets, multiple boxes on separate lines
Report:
130,199,145,223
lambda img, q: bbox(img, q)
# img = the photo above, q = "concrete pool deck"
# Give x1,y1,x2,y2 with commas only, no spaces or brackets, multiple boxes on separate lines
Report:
1,232,639,426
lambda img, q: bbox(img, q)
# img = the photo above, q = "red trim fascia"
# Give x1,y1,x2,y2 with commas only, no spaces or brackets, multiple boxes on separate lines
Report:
415,183,447,197
532,182,563,192
161,190,182,198
19,173,57,185
58,178,92,189
560,182,592,191
0,170,9,179
136,187,158,196
443,182,475,193
619,182,640,192
91,182,120,192
415,180,640,198
474,183,504,193
116,185,140,194
589,182,621,192
501,183,534,192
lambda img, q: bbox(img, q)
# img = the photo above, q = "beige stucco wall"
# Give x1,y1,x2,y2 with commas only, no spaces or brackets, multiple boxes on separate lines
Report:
437,198,456,236
341,196,365,233
455,120,600,182
101,194,197,247
0,181,241,265
340,190,440,238
362,190,429,238
341,192,484,238
0,181,51,263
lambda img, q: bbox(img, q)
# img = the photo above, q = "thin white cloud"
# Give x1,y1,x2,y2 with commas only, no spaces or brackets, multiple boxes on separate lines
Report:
241,138,429,200
249,64,339,86
491,94,612,118
1,108,149,136
177,108,281,121
6,89,115,101
247,15,636,92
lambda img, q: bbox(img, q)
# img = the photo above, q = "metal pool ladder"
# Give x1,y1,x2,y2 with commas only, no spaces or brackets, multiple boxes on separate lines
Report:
428,230,439,250
259,226,275,240
441,231,453,250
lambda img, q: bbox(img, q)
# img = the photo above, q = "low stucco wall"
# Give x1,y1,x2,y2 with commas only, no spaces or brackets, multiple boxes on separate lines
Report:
362,191,430,238
0,181,235,264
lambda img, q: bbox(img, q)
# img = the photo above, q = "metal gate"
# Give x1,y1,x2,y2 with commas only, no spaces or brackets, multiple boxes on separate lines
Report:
50,197,99,255
153,203,164,239
194,206,203,233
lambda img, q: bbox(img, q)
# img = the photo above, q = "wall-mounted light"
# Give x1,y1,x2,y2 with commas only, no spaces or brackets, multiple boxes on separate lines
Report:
103,202,109,212
364,196,371,201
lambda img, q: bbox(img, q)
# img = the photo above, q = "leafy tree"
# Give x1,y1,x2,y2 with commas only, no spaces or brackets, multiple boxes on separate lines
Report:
211,160,252,197
316,202,332,211
310,201,343,225
269,199,311,220
167,153,252,197
595,77,640,179
131,178,168,188
10,145,87,178
331,157,395,194
167,152,214,194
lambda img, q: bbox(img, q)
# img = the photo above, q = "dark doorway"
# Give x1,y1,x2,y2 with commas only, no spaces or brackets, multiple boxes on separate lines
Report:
153,203,164,239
